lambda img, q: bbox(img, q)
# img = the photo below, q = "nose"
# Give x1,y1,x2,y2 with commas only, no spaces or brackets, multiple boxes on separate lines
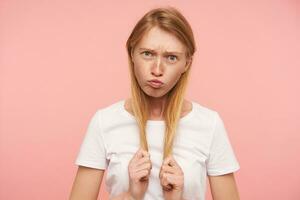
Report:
151,57,163,76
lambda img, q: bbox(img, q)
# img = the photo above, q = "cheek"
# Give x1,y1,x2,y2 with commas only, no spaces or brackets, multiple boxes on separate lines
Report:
167,67,184,82
133,58,152,75
167,73,182,90
133,63,147,83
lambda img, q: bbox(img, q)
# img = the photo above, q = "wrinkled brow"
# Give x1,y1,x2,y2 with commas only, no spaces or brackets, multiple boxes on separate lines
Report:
138,47,184,55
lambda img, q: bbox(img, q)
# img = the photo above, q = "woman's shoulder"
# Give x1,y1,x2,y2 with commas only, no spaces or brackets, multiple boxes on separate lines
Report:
192,100,218,115
190,100,220,124
92,99,124,118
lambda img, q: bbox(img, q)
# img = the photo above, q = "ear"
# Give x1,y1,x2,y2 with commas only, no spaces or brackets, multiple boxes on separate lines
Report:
130,48,135,63
183,56,193,72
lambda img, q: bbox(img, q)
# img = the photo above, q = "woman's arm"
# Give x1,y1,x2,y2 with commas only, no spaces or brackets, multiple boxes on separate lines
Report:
208,173,240,200
69,166,105,200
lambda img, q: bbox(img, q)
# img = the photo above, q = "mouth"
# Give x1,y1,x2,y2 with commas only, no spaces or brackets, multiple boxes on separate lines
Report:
148,80,164,88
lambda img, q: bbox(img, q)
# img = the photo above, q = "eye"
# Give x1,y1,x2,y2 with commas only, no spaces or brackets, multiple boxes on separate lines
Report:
167,55,178,62
142,51,153,57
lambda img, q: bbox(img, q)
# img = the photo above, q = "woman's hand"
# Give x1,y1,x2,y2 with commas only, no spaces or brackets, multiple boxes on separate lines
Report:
159,155,184,200
127,147,152,200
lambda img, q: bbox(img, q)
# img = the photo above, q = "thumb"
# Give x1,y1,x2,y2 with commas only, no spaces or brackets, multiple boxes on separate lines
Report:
135,147,143,159
137,148,149,159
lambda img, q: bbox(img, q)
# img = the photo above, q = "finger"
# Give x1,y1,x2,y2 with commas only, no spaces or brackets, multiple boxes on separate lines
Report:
164,155,180,170
159,168,176,180
168,157,177,167
140,176,149,181
160,173,173,189
136,156,151,167
162,173,183,187
161,180,173,191
163,155,175,166
162,156,172,166
134,162,152,173
134,148,143,159
135,148,150,159
133,148,143,161
140,149,150,158
162,184,173,191
160,164,176,175
135,169,150,180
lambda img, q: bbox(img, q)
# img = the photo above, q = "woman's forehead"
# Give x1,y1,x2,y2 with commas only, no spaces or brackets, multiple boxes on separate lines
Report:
136,27,186,53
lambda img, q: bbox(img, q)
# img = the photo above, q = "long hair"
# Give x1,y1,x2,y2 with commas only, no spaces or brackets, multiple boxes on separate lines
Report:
125,6,196,159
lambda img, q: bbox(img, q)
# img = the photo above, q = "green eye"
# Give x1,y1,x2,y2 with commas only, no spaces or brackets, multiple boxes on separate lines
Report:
142,51,152,57
168,55,177,62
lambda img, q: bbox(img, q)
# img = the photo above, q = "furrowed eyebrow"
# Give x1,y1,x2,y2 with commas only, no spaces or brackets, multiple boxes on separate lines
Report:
138,48,184,55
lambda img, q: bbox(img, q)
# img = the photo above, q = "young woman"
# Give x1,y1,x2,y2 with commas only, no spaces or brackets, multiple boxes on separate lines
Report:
70,6,240,200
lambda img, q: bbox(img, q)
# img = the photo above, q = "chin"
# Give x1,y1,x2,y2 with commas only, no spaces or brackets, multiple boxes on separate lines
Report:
143,88,169,98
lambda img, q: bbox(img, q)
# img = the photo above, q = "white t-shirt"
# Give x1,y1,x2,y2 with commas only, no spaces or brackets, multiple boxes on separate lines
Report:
75,99,240,200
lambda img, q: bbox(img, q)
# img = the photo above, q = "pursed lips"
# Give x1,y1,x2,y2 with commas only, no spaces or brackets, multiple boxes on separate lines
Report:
148,79,163,84
148,80,164,88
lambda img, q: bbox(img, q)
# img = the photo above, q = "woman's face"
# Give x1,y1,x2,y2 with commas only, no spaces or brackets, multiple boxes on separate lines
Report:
131,26,190,98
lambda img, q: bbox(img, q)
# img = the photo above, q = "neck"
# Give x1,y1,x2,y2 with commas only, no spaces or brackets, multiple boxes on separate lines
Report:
147,96,168,119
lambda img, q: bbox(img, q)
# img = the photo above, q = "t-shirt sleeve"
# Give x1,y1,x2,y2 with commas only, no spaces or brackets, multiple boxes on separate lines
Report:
206,112,240,176
75,110,108,170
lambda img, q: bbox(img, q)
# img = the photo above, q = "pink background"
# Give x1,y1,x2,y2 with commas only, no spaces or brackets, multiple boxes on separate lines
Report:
1,1,299,199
